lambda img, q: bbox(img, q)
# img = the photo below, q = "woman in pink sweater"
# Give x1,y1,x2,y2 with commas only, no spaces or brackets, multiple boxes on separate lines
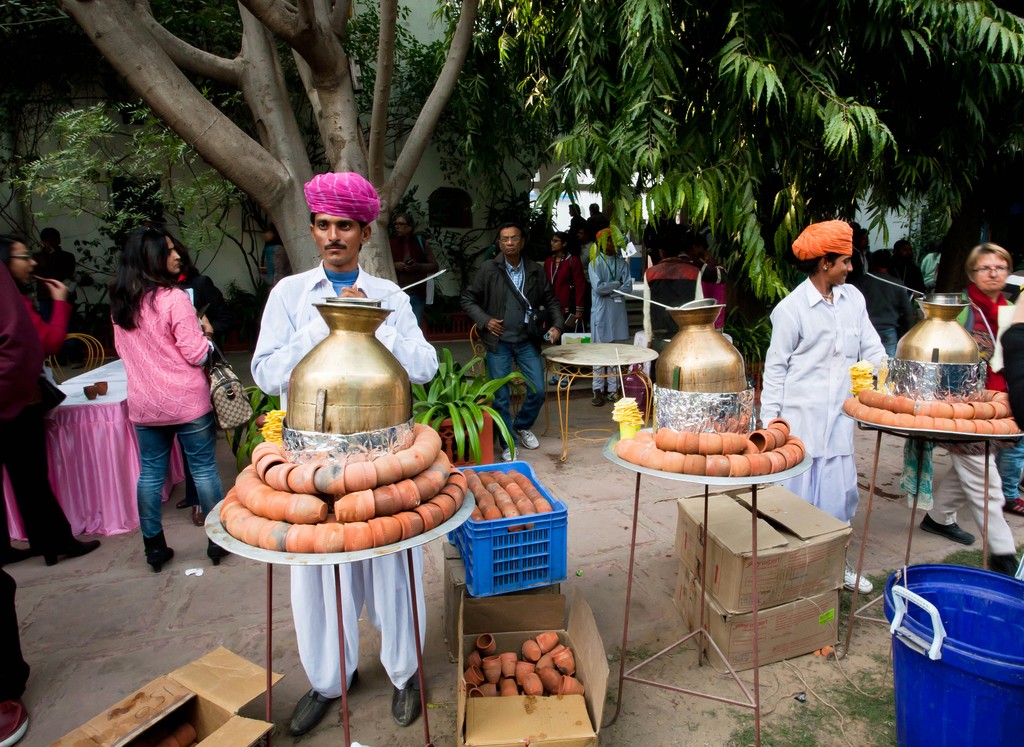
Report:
110,227,227,571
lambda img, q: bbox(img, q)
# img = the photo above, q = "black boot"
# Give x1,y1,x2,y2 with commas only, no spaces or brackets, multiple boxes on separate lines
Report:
989,553,1019,576
43,538,101,567
143,531,174,572
207,539,228,566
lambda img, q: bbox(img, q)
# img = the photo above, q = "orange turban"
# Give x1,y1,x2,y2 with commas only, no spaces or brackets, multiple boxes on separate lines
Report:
792,221,852,261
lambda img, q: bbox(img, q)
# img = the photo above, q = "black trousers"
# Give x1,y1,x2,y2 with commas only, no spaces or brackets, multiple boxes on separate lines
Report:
0,568,28,700
0,403,75,556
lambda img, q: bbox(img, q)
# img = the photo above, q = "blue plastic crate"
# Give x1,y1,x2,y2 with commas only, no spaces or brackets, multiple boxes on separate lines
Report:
449,461,568,597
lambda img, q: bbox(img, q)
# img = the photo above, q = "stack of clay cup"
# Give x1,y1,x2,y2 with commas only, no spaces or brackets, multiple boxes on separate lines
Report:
615,418,804,477
463,632,585,698
219,423,468,553
463,469,554,523
843,389,1020,434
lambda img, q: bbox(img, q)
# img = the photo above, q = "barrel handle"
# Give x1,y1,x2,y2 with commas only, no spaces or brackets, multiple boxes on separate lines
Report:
890,585,946,660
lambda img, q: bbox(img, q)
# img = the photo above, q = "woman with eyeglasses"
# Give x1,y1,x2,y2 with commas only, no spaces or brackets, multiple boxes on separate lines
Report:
109,227,227,571
389,212,438,327
0,234,101,567
919,244,1021,574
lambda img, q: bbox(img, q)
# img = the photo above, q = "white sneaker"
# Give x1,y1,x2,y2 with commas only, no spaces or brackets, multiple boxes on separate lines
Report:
844,562,873,594
516,429,540,450
501,447,513,462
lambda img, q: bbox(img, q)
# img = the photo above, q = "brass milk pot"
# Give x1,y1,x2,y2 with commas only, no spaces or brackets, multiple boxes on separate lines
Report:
287,299,411,434
655,301,747,392
896,293,979,364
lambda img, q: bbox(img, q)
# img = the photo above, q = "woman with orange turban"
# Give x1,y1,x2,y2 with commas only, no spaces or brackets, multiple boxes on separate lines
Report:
760,220,885,593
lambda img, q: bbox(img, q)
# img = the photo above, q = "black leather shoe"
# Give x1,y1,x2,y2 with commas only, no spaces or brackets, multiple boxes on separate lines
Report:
288,671,358,737
289,689,337,736
44,538,101,566
207,540,228,566
175,498,190,509
989,553,1019,576
0,547,34,567
391,672,422,727
920,514,975,545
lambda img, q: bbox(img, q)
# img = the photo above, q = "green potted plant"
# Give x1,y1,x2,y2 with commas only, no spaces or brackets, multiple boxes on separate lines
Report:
224,386,281,471
412,348,529,465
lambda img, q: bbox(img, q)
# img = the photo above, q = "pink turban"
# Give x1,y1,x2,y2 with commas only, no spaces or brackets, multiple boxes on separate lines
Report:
792,220,853,261
304,172,381,223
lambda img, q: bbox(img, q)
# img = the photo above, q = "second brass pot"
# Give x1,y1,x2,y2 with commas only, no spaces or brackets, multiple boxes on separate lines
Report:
655,303,747,392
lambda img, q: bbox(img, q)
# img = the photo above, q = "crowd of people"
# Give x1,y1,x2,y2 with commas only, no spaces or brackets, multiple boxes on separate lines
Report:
3,192,1024,746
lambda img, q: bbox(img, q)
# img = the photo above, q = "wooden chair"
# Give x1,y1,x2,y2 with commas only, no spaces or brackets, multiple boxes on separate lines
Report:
63,333,106,374
45,355,66,383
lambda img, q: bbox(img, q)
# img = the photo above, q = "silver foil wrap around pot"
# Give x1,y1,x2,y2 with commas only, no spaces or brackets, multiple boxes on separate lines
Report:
881,358,986,400
282,419,415,464
654,386,755,433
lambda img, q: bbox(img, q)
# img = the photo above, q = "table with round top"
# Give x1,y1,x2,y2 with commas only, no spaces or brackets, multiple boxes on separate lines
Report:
603,434,811,747
541,343,659,461
206,496,475,747
840,416,1021,657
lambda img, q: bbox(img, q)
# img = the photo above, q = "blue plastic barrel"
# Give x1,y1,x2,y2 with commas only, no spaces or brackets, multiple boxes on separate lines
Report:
883,565,1024,747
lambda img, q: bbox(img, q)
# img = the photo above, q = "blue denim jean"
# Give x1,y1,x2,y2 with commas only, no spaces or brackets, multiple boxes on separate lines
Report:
486,341,546,447
135,411,223,538
995,437,1024,500
877,327,898,358
409,295,426,328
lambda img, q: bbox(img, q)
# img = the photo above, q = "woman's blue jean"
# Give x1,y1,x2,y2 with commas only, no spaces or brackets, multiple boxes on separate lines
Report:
135,411,223,538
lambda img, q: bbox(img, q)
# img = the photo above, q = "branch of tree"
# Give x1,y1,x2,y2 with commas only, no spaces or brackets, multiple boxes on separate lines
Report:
332,0,352,39
384,0,479,206
368,0,398,186
239,0,300,44
137,5,242,85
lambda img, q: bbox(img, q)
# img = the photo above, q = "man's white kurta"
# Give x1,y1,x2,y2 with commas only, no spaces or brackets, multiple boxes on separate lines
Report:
252,263,439,695
760,279,884,522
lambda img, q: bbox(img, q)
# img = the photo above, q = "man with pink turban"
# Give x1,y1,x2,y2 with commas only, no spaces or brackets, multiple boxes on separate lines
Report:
252,172,438,737
760,220,885,594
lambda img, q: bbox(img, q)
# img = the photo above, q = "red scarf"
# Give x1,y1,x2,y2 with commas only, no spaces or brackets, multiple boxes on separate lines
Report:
967,283,1006,391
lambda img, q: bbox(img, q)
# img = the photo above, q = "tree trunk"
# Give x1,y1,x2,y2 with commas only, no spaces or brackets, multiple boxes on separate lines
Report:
61,0,476,285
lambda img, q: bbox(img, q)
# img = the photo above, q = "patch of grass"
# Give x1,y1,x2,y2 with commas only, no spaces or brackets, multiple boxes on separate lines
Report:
728,671,895,747
940,547,984,567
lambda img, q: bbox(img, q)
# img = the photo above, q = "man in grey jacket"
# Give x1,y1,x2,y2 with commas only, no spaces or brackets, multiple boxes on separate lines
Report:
462,223,564,460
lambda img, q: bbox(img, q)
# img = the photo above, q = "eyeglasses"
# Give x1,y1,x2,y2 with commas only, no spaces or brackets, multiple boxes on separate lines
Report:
499,236,523,244
393,222,409,227
973,265,1009,275
8,254,33,260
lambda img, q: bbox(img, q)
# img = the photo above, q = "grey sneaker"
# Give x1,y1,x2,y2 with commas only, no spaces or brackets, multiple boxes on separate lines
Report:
516,428,539,449
843,561,873,594
501,447,513,462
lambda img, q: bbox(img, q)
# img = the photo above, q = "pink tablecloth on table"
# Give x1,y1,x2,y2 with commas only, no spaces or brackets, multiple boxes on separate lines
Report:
3,392,184,540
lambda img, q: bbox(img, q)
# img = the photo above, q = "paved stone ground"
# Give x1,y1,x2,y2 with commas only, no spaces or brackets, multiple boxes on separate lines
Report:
9,344,1024,746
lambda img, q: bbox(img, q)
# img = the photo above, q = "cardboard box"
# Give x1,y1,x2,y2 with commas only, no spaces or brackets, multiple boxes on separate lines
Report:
52,648,281,747
443,542,560,662
674,564,839,671
457,589,608,747
674,486,851,613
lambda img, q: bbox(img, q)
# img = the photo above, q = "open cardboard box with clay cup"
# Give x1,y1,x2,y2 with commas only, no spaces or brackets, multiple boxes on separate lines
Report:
51,647,282,747
457,588,609,747
675,485,851,615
